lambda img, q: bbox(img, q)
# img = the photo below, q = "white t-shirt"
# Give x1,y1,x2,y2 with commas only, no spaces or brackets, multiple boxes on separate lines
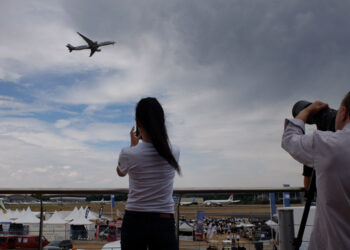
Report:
118,141,180,214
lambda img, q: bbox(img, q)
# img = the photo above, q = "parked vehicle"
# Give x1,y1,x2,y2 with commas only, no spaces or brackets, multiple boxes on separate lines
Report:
0,235,49,249
43,239,73,250
101,240,121,250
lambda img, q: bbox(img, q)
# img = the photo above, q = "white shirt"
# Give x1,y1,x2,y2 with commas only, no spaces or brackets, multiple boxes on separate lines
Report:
282,119,350,250
118,141,180,214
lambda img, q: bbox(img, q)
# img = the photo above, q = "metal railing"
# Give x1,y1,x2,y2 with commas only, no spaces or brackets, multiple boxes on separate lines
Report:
0,187,305,250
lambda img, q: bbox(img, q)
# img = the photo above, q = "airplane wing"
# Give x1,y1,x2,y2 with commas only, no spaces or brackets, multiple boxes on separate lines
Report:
77,32,94,46
90,48,97,57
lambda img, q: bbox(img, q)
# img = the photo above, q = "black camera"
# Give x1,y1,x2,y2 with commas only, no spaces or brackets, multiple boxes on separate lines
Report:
292,100,337,132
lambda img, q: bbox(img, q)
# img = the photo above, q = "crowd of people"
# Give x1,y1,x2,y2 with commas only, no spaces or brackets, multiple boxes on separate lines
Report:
180,216,274,243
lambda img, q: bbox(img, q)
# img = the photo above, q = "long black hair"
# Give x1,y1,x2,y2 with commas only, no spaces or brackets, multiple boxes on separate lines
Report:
342,91,350,117
136,97,181,174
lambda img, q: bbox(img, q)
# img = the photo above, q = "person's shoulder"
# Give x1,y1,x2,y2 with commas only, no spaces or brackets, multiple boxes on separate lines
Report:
314,128,348,143
120,146,131,154
120,146,137,157
121,144,144,154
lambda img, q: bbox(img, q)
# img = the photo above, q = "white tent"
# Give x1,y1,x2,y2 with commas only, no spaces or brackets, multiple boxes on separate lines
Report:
45,211,67,224
14,209,21,218
14,210,40,235
26,206,40,218
0,210,11,234
69,216,93,225
44,211,69,241
56,211,71,220
78,206,98,220
179,222,194,232
69,210,95,240
7,209,21,220
64,207,79,221
14,212,39,224
84,207,99,220
265,220,278,227
179,222,194,241
0,210,11,223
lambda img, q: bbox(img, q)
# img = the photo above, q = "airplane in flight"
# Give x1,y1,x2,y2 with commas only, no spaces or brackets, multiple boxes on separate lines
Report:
66,32,115,57
203,193,240,206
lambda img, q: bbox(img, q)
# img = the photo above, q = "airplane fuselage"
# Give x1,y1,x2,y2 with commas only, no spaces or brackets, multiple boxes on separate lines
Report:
98,41,115,47
68,42,114,51
70,45,90,50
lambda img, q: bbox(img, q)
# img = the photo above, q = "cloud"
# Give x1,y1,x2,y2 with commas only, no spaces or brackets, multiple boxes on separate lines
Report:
55,119,71,129
34,167,48,173
61,122,130,142
0,0,349,188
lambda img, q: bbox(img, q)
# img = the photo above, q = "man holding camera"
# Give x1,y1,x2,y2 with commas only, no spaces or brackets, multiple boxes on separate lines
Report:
282,91,350,249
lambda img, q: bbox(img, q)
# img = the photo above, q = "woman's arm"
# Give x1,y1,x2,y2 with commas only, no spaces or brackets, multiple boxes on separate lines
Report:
117,166,127,177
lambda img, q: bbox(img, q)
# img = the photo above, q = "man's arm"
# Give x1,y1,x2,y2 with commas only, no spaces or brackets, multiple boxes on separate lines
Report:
295,101,328,122
282,101,328,167
282,119,314,166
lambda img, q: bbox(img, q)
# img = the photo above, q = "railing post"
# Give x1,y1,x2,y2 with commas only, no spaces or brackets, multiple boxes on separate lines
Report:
39,194,44,250
279,208,295,250
176,194,182,247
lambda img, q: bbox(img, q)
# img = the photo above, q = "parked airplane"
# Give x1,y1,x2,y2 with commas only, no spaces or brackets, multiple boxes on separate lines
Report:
66,32,115,57
90,198,112,204
180,198,198,206
203,193,240,206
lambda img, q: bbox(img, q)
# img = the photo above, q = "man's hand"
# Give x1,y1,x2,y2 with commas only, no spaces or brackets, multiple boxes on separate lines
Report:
296,101,328,123
130,126,141,147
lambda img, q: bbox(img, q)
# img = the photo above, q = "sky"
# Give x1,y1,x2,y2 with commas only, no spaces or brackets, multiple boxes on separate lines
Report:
0,0,349,188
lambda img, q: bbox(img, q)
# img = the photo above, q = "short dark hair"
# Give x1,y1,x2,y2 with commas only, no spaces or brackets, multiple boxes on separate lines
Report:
341,91,350,117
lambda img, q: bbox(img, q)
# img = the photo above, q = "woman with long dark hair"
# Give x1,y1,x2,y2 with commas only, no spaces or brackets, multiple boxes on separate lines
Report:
117,97,180,250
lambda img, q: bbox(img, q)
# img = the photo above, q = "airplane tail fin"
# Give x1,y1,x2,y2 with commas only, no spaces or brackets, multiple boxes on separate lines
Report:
66,44,74,52
0,199,6,211
229,193,235,201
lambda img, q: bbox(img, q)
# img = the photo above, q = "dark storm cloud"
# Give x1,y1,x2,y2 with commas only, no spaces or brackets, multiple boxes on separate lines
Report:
166,0,350,104
62,0,350,106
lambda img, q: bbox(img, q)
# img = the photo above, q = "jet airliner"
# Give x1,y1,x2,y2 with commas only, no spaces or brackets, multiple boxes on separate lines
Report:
66,32,115,57
203,193,240,206
180,198,198,206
